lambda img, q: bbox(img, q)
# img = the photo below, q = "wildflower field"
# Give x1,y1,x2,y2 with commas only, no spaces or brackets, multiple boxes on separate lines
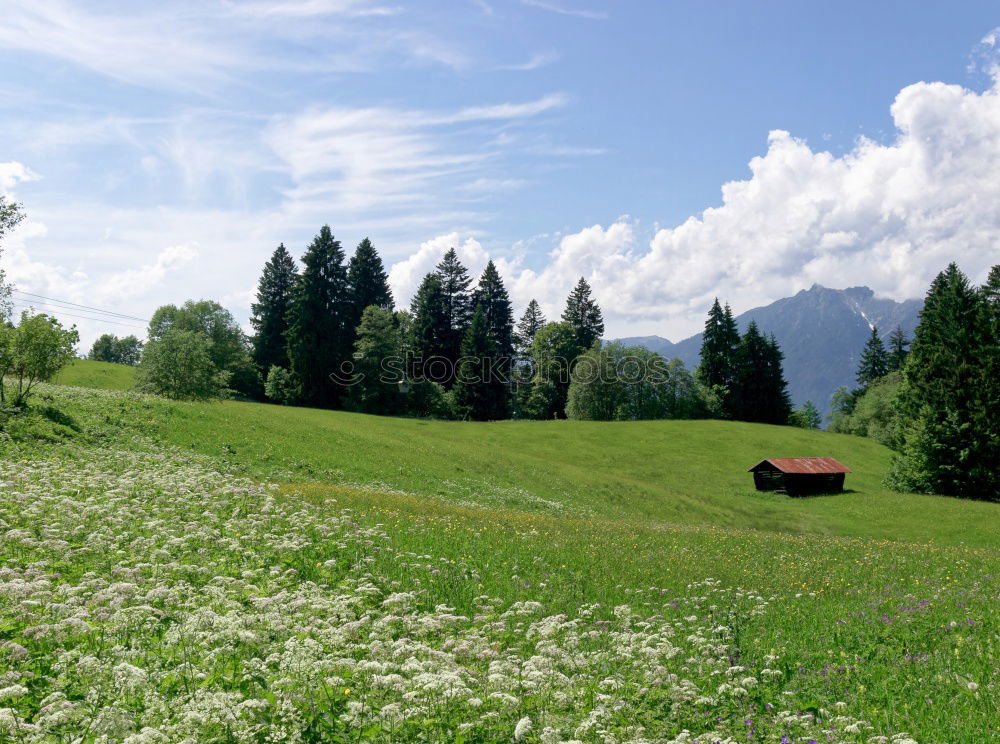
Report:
0,379,997,743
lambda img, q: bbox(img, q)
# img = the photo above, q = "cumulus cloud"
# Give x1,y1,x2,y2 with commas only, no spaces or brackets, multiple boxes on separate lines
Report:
441,77,1000,340
0,162,39,195
388,233,491,306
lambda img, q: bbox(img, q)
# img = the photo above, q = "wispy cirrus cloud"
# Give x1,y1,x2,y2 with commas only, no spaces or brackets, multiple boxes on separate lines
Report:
520,0,607,21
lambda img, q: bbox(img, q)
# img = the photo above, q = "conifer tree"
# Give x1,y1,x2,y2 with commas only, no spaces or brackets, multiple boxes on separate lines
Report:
435,248,474,371
454,305,508,420
515,299,546,354
562,277,604,350
250,244,298,376
346,237,393,336
886,325,909,372
696,299,740,415
285,226,350,408
888,263,996,497
472,260,515,359
347,305,404,416
856,326,889,387
730,321,791,424
409,273,450,383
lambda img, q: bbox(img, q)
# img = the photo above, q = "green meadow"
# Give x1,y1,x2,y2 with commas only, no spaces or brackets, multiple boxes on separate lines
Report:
1,362,997,743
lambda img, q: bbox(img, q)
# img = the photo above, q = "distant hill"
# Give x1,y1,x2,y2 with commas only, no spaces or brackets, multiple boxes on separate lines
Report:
617,284,922,418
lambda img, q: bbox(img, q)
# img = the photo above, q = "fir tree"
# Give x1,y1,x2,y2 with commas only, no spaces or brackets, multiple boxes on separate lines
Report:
250,244,298,376
886,325,909,372
562,277,604,350
696,299,740,415
346,237,393,336
515,299,546,354
409,273,451,384
435,248,474,372
285,226,350,408
856,326,889,387
347,306,404,416
472,261,515,359
730,322,791,424
888,263,996,497
454,305,508,420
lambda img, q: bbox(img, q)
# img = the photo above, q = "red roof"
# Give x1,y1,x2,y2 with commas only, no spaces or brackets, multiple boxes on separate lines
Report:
748,457,851,474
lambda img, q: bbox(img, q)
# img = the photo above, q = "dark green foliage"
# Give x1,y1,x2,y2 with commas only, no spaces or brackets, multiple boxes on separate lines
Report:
454,305,508,420
150,300,259,398
347,306,406,416
250,244,298,376
346,237,393,335
285,226,350,408
0,312,79,406
137,329,230,400
522,322,578,419
472,261,515,359
409,273,450,374
515,299,546,355
887,326,909,372
729,322,792,425
562,277,604,350
856,326,889,387
696,299,740,413
435,248,474,370
789,400,822,430
88,333,143,366
887,263,998,498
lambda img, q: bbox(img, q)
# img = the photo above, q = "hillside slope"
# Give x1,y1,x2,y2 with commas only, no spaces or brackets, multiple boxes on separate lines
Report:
52,358,137,390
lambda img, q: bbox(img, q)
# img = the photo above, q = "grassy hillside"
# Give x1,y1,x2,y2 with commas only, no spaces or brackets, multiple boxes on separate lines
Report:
1,383,996,742
141,397,999,547
52,357,136,390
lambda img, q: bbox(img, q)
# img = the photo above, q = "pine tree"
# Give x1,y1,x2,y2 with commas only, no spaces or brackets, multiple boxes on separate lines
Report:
730,322,791,424
454,305,508,420
696,299,740,415
250,244,298,376
409,273,450,384
435,248,474,372
285,226,350,408
472,261,515,359
888,263,996,497
515,299,546,354
887,325,909,372
856,326,889,387
562,277,604,350
346,237,393,336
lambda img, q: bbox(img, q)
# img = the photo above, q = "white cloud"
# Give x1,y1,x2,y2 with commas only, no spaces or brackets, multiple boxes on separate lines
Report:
497,51,559,72
519,0,607,21
388,233,491,307
0,162,39,195
481,78,1000,340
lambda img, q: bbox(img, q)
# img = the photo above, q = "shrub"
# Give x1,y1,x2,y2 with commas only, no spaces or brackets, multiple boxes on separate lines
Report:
264,365,298,405
137,329,231,400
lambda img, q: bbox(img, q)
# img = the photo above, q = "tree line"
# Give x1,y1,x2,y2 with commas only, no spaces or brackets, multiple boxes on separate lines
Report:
830,262,998,499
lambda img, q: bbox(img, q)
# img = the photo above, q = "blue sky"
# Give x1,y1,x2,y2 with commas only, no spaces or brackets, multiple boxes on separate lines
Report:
2,0,1000,346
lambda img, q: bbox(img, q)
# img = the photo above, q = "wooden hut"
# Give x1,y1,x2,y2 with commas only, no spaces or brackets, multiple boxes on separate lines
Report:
747,457,850,496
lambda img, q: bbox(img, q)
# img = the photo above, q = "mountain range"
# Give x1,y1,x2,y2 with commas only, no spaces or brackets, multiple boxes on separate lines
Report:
616,284,923,419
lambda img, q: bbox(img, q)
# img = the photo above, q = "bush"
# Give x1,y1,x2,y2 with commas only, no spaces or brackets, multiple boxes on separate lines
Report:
137,329,231,400
264,365,298,405
0,311,79,406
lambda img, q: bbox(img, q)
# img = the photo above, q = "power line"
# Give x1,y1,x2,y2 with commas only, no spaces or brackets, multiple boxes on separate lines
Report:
12,290,150,323
11,301,149,331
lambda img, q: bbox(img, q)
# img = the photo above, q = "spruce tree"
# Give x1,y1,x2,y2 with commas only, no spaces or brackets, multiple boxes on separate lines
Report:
347,306,403,416
346,237,393,336
730,321,791,424
696,299,740,415
562,277,604,350
472,261,515,359
250,244,298,376
435,248,474,372
454,305,507,420
887,325,909,372
856,326,889,387
515,299,546,354
888,263,996,497
409,273,451,384
285,226,350,408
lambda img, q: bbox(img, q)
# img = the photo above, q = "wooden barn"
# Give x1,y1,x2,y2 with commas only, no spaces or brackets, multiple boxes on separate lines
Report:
748,457,851,496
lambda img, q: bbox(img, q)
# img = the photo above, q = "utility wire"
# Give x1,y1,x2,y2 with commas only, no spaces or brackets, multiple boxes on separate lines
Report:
12,290,150,323
11,301,148,331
